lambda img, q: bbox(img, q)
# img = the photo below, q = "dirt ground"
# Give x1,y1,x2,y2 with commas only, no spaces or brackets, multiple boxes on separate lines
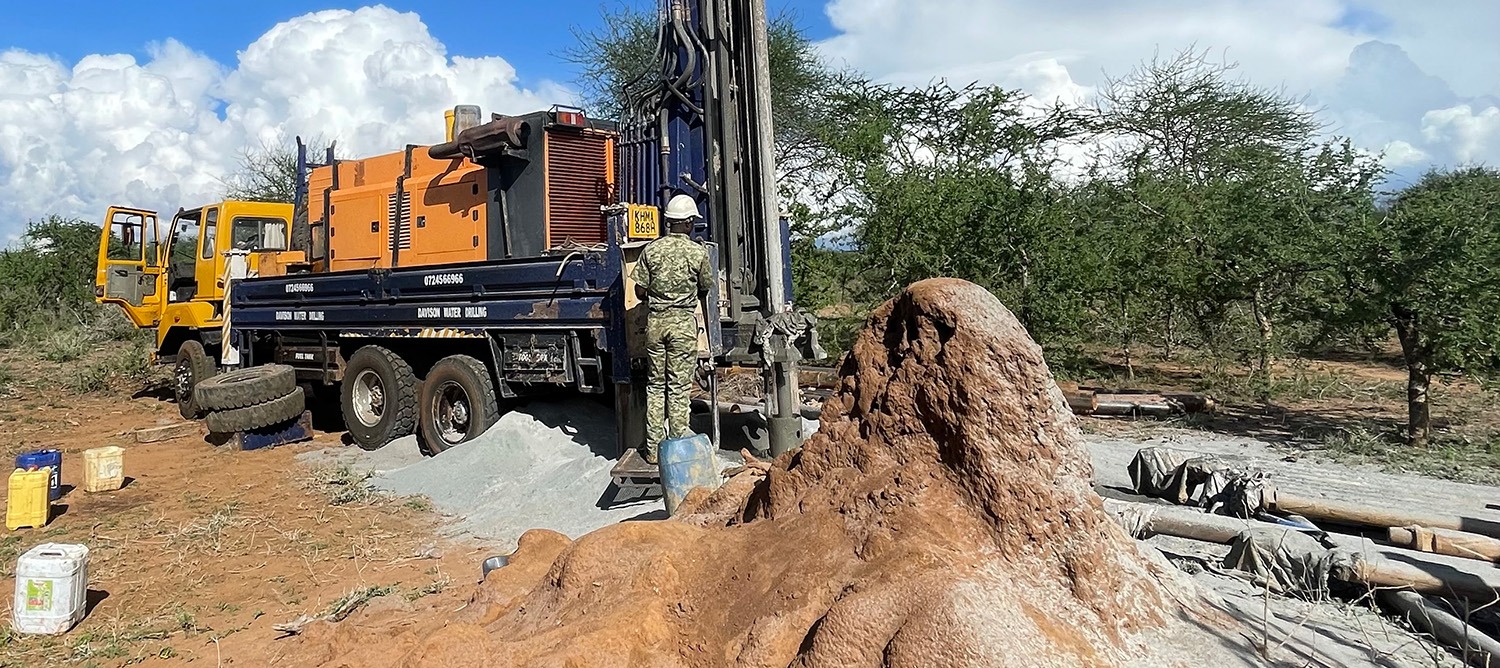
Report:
0,335,1495,666
0,350,478,667
1062,346,1500,485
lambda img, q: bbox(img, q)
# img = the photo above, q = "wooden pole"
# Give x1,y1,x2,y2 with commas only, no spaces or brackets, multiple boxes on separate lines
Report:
1066,393,1098,415
1271,493,1500,540
1390,526,1500,563
1102,499,1500,599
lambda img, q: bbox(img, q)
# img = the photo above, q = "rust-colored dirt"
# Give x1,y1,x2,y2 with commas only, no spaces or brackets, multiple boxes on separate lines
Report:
290,278,1232,667
0,352,482,667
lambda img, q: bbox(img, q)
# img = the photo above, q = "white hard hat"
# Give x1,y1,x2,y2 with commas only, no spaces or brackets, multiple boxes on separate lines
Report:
663,194,700,221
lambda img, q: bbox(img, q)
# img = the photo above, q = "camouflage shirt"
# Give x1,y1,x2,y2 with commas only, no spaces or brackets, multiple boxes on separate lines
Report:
632,233,713,314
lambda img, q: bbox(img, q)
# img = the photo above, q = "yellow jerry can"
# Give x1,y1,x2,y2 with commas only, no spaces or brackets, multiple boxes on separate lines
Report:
6,468,51,530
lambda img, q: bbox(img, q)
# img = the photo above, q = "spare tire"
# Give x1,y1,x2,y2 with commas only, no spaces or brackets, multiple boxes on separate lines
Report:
194,365,297,411
205,387,306,434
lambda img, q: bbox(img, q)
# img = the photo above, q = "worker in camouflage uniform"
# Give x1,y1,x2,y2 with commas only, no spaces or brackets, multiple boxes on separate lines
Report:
632,194,713,464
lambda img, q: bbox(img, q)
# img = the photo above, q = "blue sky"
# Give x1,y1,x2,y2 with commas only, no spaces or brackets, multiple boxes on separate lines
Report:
0,1,835,91
0,1,1496,237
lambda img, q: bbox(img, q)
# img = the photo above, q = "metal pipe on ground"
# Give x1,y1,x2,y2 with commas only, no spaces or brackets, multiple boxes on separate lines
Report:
691,398,821,422
1380,589,1500,668
1389,526,1500,563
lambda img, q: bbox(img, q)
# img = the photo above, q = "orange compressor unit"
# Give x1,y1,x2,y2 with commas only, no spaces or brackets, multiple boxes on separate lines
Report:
306,107,617,272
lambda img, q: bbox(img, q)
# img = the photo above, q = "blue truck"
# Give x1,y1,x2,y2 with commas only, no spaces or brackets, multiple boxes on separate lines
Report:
215,0,813,459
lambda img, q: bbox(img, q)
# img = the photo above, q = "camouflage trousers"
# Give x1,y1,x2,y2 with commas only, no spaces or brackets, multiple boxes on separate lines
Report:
644,309,698,456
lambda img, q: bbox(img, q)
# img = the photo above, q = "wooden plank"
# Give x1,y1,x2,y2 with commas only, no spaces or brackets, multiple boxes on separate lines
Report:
134,422,203,444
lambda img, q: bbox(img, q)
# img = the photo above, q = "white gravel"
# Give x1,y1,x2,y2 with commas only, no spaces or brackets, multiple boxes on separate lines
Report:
299,398,756,552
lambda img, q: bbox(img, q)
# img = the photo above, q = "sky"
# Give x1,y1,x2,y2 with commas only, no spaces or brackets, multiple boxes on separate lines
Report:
0,0,1496,241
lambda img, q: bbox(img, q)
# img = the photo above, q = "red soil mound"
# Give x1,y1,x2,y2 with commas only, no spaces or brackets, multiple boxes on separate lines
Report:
292,278,1227,667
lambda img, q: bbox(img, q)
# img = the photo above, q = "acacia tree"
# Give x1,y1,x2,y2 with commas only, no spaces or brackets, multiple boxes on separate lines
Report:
1345,167,1500,447
221,134,335,204
810,81,1092,344
1091,49,1380,385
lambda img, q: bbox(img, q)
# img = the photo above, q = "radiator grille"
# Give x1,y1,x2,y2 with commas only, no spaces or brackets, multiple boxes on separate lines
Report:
387,191,411,251
545,129,612,247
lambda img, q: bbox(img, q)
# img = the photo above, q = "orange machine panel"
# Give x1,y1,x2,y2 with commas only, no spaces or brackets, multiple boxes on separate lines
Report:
318,148,488,272
406,162,487,267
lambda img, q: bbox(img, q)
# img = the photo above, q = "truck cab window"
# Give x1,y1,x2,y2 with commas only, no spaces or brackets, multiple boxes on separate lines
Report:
168,212,202,302
230,217,289,251
107,212,146,262
201,208,219,260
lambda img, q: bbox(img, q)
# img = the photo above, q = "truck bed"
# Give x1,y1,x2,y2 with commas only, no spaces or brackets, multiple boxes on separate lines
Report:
228,248,630,387
230,249,622,333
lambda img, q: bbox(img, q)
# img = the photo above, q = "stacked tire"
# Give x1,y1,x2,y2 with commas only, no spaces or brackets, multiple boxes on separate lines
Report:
192,365,306,434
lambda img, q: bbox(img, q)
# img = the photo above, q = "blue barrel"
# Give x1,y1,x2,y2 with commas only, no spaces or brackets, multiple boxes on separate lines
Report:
17,449,62,501
657,434,718,516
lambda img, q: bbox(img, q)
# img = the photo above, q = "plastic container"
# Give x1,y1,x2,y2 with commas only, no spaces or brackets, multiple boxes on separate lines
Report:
16,450,61,501
11,543,89,635
657,434,719,516
6,468,51,530
82,447,125,493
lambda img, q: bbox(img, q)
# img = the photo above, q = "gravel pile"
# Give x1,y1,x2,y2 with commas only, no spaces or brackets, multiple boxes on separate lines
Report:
373,399,662,550
300,398,777,552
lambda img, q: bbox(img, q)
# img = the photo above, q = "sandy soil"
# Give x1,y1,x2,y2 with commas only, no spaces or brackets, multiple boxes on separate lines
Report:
0,351,479,667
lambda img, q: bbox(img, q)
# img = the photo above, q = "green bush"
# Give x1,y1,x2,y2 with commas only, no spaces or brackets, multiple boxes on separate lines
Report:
63,341,151,394
39,331,91,362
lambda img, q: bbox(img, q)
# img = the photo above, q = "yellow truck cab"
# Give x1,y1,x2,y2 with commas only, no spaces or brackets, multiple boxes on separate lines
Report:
94,201,297,417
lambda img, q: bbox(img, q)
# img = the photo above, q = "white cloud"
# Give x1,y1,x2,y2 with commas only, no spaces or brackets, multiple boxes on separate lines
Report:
1380,140,1428,169
0,5,572,239
1421,105,1500,165
816,0,1500,178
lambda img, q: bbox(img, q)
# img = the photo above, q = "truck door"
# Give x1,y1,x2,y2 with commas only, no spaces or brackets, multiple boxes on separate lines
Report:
95,207,163,327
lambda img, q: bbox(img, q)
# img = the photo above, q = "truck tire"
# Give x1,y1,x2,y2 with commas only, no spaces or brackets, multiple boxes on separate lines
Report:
194,364,296,411
175,340,218,420
341,346,418,451
418,355,501,454
205,387,306,434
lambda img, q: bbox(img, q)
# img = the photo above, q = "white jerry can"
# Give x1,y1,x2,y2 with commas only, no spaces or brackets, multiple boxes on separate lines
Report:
12,543,89,635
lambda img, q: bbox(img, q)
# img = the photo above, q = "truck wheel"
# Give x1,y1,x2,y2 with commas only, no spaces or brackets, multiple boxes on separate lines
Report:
175,340,218,420
418,355,500,454
341,346,418,451
205,388,306,434
194,364,296,411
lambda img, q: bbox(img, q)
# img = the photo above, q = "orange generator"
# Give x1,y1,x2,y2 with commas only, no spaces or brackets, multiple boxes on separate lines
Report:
306,107,617,271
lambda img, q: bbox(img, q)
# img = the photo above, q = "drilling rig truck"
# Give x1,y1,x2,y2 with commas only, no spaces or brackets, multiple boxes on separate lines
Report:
96,0,814,458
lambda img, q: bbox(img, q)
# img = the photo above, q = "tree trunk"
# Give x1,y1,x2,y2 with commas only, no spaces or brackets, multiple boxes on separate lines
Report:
1393,305,1431,448
1251,284,1273,384
1163,303,1176,361
1120,295,1134,382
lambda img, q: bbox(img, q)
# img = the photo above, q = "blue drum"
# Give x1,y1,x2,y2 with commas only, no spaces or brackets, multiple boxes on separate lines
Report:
657,434,718,516
16,449,62,501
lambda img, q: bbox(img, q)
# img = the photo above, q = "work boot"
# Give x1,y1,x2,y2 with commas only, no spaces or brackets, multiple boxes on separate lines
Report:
639,447,658,466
